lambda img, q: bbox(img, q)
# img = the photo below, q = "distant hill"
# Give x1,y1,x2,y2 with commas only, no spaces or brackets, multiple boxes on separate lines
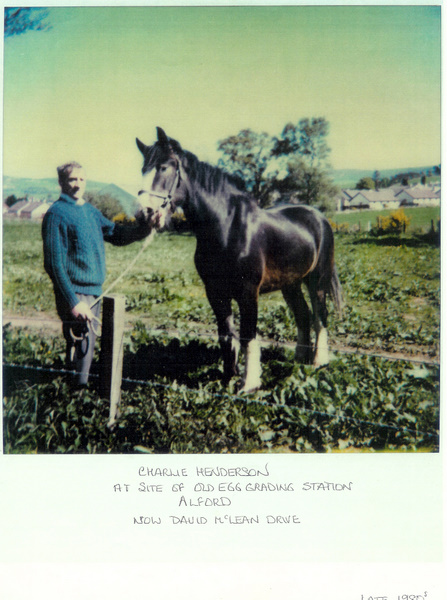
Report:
330,166,440,188
90,183,138,215
2,176,137,215
3,167,439,211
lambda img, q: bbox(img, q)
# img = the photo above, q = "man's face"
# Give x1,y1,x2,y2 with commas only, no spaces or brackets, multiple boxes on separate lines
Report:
60,167,86,200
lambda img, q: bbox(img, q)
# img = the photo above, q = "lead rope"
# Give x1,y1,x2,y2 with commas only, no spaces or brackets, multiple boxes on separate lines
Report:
68,160,180,347
90,229,155,312
69,229,156,346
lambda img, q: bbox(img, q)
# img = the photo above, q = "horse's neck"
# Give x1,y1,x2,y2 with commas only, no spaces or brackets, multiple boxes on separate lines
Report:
185,189,226,229
182,154,251,234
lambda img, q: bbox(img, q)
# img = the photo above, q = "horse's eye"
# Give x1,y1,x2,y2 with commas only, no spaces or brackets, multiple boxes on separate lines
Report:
138,190,146,196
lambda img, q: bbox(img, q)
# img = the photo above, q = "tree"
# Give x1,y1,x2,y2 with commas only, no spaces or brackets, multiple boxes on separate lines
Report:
277,157,339,212
85,192,122,220
217,129,276,207
5,195,18,207
217,117,336,209
273,117,330,169
4,8,51,38
356,177,375,190
373,170,381,191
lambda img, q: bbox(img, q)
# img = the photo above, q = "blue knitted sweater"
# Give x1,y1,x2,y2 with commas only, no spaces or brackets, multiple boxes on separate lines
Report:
42,195,148,309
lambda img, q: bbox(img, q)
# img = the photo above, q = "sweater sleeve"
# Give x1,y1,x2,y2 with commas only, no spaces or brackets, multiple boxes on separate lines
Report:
102,213,153,246
42,212,79,309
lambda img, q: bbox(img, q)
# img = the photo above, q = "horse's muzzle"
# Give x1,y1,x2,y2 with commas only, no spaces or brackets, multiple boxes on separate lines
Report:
136,205,169,231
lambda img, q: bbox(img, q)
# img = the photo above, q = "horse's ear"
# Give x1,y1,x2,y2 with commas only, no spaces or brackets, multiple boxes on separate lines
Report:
169,138,183,155
136,138,147,155
156,127,170,147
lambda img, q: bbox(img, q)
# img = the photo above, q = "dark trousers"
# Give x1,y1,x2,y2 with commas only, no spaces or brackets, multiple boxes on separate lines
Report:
55,292,101,386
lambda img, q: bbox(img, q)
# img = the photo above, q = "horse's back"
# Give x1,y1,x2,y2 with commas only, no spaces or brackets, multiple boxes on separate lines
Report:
267,203,328,228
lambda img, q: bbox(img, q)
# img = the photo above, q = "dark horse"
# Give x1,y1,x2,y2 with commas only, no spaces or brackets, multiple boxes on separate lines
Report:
136,127,343,392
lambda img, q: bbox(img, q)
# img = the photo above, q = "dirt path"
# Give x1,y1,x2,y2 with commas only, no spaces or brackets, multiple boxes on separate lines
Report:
3,312,439,366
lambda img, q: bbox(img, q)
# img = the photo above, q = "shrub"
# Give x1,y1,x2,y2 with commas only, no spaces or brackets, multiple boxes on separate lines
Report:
113,212,136,224
375,209,411,235
328,218,350,234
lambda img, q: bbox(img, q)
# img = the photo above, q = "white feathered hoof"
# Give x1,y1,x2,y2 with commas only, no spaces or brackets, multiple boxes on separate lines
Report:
313,354,329,368
239,339,262,394
313,328,329,367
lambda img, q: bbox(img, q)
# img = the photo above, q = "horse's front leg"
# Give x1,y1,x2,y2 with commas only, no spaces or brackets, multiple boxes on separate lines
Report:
219,313,240,385
238,287,262,393
204,287,240,385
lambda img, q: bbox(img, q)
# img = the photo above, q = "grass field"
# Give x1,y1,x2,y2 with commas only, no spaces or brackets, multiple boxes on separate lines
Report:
331,205,440,231
2,210,440,454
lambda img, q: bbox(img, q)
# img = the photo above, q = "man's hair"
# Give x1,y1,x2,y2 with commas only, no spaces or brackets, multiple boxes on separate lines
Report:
57,161,83,183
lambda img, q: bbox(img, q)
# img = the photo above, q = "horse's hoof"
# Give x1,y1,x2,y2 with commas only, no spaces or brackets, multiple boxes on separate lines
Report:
313,353,329,368
238,381,261,394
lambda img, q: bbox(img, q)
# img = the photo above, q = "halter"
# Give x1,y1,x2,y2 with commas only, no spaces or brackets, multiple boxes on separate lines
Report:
147,159,181,210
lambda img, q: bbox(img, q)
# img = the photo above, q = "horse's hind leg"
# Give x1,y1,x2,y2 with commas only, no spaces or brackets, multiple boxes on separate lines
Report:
281,282,312,364
308,282,329,367
238,288,262,393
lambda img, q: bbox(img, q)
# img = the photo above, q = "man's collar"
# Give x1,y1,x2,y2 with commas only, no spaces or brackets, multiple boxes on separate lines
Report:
61,193,85,206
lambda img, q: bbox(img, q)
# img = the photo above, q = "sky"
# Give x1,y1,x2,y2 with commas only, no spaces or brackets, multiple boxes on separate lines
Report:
2,4,441,189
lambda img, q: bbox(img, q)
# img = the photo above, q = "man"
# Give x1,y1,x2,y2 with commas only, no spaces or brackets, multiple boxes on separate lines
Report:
42,161,152,387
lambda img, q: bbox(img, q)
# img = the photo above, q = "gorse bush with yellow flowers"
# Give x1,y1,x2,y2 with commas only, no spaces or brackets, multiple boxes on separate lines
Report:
375,209,411,235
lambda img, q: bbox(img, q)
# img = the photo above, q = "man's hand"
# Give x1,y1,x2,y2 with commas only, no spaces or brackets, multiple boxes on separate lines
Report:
72,301,94,322
135,208,154,233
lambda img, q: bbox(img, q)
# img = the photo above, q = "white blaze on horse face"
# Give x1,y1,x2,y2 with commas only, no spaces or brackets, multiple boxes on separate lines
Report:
138,168,168,229
138,168,158,210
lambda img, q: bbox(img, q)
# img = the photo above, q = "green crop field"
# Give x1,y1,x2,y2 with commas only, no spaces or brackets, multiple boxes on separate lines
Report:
2,211,440,454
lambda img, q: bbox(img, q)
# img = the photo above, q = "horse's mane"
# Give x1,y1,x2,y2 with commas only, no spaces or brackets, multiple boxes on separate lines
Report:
182,149,249,199
144,136,253,203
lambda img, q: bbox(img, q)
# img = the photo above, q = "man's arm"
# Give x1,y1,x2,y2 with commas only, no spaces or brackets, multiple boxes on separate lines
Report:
42,212,80,310
102,210,153,246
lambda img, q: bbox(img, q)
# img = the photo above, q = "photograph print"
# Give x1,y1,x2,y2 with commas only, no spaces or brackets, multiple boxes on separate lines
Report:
2,5,441,455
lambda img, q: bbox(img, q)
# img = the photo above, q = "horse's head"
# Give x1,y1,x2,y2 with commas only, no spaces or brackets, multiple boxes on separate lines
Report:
136,127,185,230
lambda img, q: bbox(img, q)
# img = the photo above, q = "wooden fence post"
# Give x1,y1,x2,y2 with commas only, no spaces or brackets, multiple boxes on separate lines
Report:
99,295,126,428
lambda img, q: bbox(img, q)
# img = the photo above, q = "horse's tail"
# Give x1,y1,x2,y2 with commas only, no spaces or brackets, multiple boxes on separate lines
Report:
329,265,344,316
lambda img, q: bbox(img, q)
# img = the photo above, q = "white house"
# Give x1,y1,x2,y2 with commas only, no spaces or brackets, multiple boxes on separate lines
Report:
335,189,365,211
395,187,440,207
7,199,30,217
20,201,50,220
349,189,401,211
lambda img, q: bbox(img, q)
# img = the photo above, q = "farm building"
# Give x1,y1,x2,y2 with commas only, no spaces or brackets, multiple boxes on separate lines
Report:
5,199,51,220
20,201,51,220
335,189,365,211
337,184,441,212
348,189,401,211
395,187,440,207
6,199,30,217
